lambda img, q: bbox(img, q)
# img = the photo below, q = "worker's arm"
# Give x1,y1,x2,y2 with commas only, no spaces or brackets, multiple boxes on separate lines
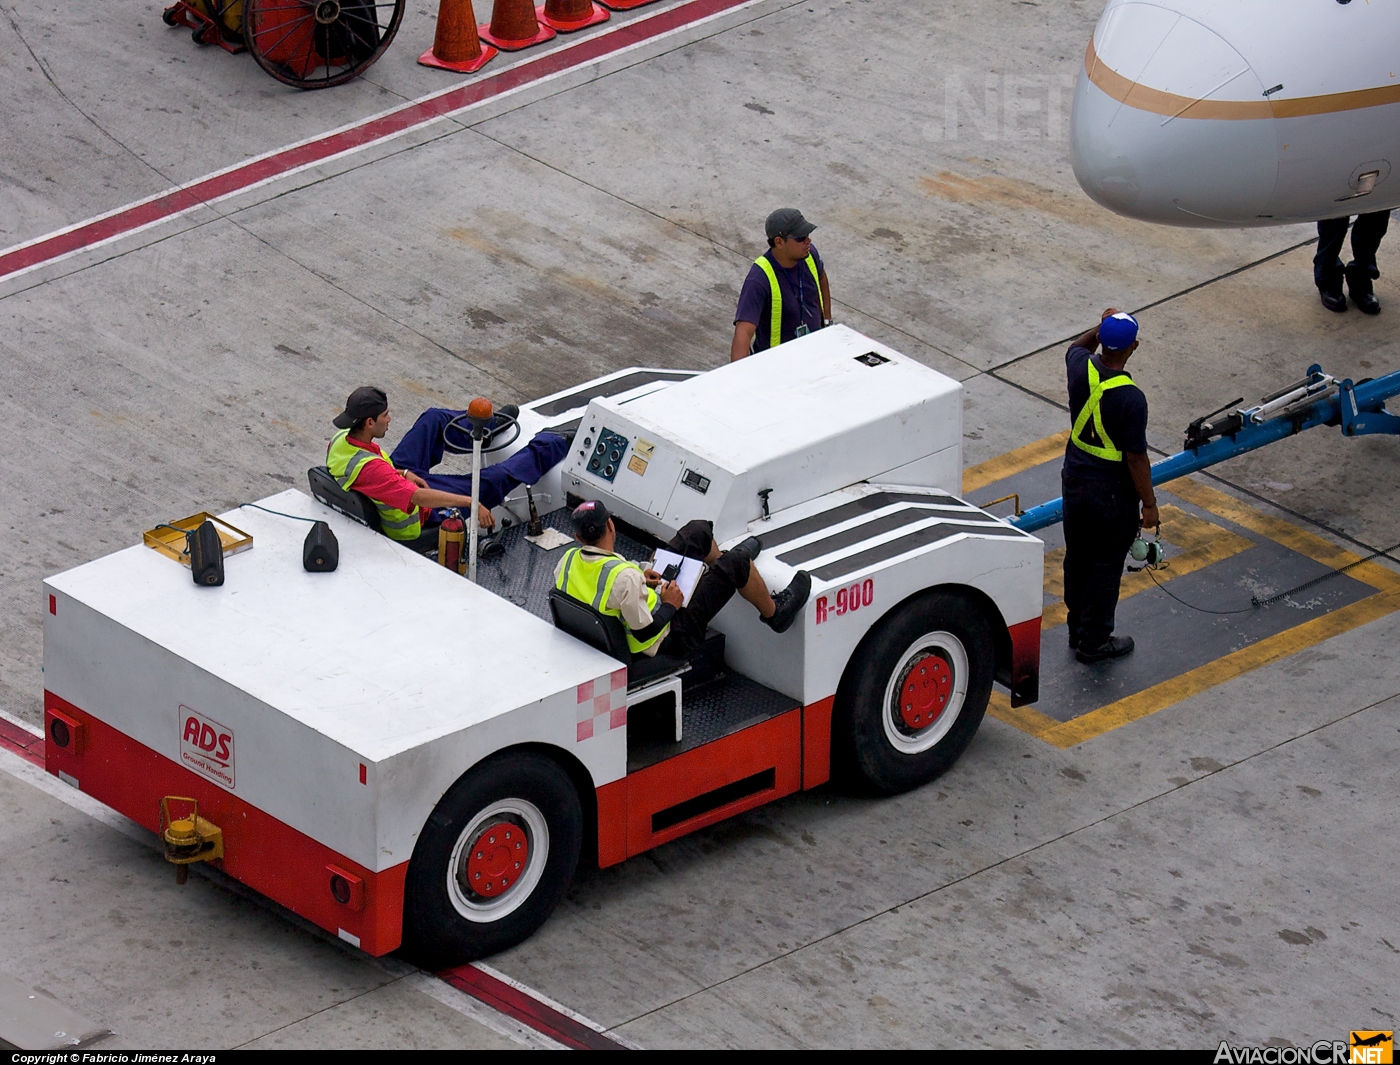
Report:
1070,306,1120,353
408,487,495,529
1124,452,1159,529
730,321,757,362
818,271,832,324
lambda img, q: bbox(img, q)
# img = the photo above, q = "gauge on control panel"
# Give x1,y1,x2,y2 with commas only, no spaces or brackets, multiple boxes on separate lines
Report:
586,428,630,483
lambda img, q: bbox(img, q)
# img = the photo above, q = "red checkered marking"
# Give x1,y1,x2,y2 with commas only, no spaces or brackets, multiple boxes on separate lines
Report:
576,670,628,741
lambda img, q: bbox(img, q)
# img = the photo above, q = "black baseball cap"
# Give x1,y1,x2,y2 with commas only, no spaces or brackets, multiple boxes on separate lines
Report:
765,207,817,241
333,386,388,429
571,499,610,542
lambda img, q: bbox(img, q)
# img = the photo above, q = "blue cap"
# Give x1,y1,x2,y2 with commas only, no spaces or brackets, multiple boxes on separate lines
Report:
1099,312,1139,351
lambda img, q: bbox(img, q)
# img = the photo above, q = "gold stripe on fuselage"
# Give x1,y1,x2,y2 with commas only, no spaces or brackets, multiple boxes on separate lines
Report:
1084,38,1400,120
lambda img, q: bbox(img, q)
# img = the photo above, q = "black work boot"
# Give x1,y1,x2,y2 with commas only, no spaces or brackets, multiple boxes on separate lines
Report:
1345,261,1381,315
764,571,812,633
1076,634,1135,663
1318,287,1348,313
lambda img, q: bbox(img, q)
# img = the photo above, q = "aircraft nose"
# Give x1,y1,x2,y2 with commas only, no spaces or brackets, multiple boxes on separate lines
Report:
1071,2,1279,226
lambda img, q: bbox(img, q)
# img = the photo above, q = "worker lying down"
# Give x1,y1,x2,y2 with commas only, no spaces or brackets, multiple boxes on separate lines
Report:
555,499,812,659
327,386,568,552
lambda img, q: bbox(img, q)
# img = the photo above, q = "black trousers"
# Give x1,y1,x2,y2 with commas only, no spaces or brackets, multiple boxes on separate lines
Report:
653,520,751,658
1314,211,1391,296
1061,472,1140,648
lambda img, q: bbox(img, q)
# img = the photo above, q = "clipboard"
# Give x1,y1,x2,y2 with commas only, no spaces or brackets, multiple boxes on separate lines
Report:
652,548,704,606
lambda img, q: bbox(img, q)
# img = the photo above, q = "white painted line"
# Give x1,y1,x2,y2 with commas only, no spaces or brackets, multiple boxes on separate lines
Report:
408,971,566,1050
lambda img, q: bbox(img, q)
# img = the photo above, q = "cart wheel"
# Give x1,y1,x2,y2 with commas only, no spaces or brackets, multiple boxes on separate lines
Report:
402,750,582,967
162,5,181,26
833,590,994,795
243,0,405,90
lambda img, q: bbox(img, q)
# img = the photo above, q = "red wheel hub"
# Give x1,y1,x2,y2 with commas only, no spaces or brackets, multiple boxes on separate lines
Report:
898,654,952,730
465,822,529,898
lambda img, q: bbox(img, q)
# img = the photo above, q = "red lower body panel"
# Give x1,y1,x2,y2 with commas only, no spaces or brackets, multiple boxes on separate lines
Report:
43,691,406,955
1007,616,1042,707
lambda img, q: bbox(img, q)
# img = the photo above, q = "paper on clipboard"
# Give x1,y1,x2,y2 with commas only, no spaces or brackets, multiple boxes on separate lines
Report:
652,548,704,606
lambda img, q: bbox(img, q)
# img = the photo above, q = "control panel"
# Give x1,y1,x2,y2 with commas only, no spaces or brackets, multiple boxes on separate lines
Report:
585,428,630,483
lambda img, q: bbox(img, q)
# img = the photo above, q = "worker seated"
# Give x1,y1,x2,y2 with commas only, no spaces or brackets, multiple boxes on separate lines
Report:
327,386,568,552
554,500,812,662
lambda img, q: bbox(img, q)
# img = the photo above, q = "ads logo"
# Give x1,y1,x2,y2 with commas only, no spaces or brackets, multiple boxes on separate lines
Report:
179,706,235,789
1352,1033,1393,1065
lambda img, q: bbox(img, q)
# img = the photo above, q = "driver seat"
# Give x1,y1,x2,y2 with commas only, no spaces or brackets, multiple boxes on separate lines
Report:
307,466,382,532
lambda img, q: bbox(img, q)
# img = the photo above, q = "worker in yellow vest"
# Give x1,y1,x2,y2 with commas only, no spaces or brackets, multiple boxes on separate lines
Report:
730,208,832,361
555,500,811,658
1061,309,1158,664
327,386,568,552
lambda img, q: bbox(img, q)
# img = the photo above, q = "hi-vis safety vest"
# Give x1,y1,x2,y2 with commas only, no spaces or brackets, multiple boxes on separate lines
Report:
326,430,423,541
1070,359,1136,462
555,547,667,654
754,253,822,351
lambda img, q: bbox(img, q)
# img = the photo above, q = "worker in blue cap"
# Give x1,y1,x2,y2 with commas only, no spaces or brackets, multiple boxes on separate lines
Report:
1061,308,1158,664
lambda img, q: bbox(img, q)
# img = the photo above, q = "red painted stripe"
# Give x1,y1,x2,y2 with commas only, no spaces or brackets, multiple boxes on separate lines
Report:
0,718,45,767
439,964,627,1050
0,0,759,282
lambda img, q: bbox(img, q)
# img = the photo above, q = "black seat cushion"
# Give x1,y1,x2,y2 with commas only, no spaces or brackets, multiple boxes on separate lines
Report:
548,589,690,690
308,466,382,532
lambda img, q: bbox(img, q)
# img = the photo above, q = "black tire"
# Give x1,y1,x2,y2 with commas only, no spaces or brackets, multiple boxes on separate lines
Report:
832,590,995,795
162,6,181,27
402,751,582,967
242,0,405,91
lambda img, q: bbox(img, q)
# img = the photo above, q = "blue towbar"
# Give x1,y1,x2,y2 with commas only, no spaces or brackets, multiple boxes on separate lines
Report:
1011,364,1400,533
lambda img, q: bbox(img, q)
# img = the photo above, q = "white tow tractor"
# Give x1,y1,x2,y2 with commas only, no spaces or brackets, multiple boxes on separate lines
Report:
42,326,1043,964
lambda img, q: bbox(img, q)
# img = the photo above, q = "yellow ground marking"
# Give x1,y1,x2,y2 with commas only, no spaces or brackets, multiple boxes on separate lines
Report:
962,430,1070,497
973,435,1400,747
1039,504,1255,629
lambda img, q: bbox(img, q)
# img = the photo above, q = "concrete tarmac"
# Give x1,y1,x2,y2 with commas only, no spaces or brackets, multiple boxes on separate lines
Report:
1,0,1396,1049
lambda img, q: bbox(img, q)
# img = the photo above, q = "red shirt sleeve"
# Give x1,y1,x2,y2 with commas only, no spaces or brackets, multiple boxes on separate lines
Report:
351,451,420,513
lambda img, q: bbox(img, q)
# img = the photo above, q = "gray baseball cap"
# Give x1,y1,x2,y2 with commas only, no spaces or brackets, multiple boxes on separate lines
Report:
765,207,817,241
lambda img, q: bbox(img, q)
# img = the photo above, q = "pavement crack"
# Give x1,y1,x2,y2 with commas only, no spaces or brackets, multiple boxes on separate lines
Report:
612,690,1399,1031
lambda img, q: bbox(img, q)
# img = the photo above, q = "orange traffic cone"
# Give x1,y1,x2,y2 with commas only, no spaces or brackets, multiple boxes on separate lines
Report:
479,0,556,51
419,0,497,73
595,0,658,11
539,0,608,32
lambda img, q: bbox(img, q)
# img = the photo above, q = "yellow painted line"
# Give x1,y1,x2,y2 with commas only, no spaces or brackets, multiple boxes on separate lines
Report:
986,691,1058,739
963,430,1069,497
982,471,1400,747
1166,478,1400,595
1039,503,1255,630
1035,589,1400,748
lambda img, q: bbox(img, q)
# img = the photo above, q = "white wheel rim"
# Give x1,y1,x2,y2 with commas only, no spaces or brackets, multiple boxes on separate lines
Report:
447,798,549,923
881,630,969,755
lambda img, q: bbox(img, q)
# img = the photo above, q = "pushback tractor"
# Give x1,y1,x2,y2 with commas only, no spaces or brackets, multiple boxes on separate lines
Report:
42,327,1044,964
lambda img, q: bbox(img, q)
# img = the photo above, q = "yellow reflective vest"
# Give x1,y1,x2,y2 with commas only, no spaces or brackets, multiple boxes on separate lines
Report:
1070,359,1136,462
326,430,423,541
555,546,666,654
754,253,822,351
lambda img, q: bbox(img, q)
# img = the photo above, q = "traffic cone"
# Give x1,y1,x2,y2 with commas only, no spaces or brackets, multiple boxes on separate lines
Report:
539,0,608,32
479,0,556,51
595,0,659,10
419,0,497,73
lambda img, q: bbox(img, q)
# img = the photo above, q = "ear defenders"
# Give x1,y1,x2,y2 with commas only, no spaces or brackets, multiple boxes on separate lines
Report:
1128,530,1164,570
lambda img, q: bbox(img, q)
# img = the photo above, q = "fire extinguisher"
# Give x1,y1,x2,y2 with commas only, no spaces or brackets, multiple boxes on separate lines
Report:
438,510,466,575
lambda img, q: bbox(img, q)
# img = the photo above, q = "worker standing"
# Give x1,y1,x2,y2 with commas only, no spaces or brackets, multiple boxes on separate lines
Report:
1315,210,1391,315
1061,309,1159,664
730,208,832,361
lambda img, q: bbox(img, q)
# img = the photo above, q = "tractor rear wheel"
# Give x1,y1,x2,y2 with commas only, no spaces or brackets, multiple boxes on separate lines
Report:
243,0,404,90
402,750,582,967
833,591,994,795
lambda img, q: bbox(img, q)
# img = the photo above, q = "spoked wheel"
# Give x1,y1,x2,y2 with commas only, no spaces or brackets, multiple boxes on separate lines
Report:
243,0,405,89
402,751,582,967
833,590,994,794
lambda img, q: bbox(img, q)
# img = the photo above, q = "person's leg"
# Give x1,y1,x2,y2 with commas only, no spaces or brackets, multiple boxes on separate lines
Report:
1086,484,1142,644
389,408,458,476
1061,474,1091,647
417,432,568,509
657,565,742,657
1350,210,1390,271
1073,485,1128,649
1314,217,1350,305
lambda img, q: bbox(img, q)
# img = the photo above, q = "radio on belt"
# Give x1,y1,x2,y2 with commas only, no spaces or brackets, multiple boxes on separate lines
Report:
42,325,1044,968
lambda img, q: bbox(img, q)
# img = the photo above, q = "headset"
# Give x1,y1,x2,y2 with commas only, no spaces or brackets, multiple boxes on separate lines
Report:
1127,527,1164,571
